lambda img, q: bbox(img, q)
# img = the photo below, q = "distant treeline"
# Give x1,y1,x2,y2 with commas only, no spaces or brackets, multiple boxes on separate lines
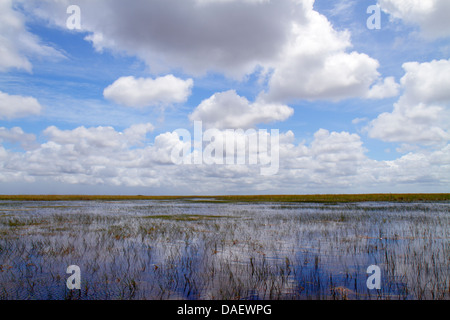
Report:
0,194,449,202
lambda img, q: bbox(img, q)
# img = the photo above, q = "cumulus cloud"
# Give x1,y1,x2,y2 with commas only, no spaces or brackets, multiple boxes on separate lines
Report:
399,60,450,104
43,123,154,153
276,129,369,187
2,0,447,193
124,123,155,145
0,124,449,192
189,90,294,129
310,129,366,163
21,0,296,78
367,59,450,145
0,90,43,119
103,75,193,108
0,124,364,187
376,146,450,186
366,77,400,99
0,127,37,150
20,0,393,103
0,124,158,187
264,5,395,102
379,0,450,39
0,0,63,72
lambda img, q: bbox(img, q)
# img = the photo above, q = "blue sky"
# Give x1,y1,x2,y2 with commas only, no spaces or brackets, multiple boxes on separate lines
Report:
0,0,449,195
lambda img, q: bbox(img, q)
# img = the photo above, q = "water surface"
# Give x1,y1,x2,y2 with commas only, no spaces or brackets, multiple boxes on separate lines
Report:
0,200,448,300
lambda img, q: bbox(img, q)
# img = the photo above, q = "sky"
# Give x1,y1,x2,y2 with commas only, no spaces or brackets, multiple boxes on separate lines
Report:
0,0,449,195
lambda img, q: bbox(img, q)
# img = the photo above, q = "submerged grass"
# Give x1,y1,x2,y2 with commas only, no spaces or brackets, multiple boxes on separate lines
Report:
142,214,234,221
0,193,449,202
0,200,448,300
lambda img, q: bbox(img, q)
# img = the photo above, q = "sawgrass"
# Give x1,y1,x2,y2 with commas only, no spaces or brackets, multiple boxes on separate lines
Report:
142,214,234,221
0,200,448,300
0,193,448,202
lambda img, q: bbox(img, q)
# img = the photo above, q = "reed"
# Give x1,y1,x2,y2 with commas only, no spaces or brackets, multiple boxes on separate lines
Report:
0,193,448,202
0,199,448,300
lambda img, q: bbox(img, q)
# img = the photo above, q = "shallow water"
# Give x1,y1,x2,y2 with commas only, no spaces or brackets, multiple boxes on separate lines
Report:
0,200,448,300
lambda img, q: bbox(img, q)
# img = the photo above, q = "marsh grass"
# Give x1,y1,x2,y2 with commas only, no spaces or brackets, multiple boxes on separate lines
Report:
0,199,448,300
142,214,234,221
0,193,448,202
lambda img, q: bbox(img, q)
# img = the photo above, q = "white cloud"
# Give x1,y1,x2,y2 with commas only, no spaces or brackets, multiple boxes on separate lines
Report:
400,60,450,104
366,77,400,99
21,0,296,78
367,103,449,145
264,7,393,102
352,117,368,125
1,0,447,194
20,0,392,103
0,127,37,150
0,124,449,193
189,90,294,129
150,131,191,165
43,123,154,153
377,147,450,185
368,59,450,145
103,75,193,108
276,129,368,187
379,0,450,39
310,129,366,163
0,0,63,72
1,124,157,187
124,123,155,145
0,90,43,119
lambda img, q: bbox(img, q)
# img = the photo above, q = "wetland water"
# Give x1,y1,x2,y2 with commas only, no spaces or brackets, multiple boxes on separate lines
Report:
0,200,448,300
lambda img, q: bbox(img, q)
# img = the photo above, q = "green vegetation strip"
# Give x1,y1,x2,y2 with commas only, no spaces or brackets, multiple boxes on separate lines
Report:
0,193,448,202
